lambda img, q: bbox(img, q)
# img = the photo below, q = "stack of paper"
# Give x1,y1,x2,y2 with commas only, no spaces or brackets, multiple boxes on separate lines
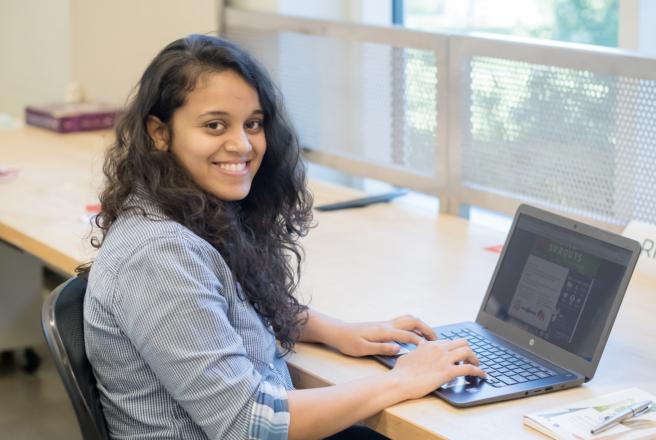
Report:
524,388,656,439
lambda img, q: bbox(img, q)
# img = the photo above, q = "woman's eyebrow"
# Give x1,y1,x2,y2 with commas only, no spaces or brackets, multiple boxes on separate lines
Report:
198,110,230,118
198,109,264,118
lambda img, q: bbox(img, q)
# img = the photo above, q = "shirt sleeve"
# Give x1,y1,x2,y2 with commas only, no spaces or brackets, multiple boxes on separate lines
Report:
113,232,289,440
249,381,290,440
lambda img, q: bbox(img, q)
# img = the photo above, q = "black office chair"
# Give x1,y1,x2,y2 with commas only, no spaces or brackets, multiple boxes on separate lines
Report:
41,276,110,440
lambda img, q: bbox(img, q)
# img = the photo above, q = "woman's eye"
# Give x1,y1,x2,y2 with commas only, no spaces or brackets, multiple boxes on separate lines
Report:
206,121,225,131
246,120,263,132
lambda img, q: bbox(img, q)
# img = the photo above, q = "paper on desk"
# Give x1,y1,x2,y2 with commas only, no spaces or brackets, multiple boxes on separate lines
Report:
524,388,656,440
0,166,19,183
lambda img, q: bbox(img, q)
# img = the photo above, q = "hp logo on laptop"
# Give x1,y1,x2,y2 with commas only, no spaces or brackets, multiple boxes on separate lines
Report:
529,338,535,346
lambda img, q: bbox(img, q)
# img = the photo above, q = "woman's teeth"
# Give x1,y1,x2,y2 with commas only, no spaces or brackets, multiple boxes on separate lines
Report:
217,162,246,172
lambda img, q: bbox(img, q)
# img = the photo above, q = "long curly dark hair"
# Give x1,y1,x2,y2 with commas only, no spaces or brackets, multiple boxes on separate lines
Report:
79,35,313,352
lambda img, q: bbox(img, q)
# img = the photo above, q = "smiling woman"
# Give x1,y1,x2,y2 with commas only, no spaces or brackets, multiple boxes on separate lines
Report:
146,70,267,201
84,35,312,356
78,34,484,440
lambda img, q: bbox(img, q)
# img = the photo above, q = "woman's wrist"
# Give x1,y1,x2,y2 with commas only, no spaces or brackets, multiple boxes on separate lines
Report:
381,370,409,405
299,308,347,347
322,319,349,351
315,315,348,349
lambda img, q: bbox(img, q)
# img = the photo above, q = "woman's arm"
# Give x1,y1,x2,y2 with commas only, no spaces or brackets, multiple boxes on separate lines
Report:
298,307,438,357
287,338,485,440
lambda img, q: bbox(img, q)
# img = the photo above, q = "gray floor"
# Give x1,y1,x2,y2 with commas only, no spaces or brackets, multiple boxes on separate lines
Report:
0,345,81,439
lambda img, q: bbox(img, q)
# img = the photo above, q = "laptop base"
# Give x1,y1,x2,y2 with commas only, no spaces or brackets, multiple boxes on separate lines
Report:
375,322,585,407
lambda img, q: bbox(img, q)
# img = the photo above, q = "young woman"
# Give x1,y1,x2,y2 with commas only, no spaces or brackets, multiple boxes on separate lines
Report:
82,35,485,440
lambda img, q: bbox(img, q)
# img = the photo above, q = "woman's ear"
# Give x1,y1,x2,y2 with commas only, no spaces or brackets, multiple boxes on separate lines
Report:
146,115,170,151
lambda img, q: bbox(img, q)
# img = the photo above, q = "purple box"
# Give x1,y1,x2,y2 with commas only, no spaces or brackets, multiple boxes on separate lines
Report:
25,102,120,133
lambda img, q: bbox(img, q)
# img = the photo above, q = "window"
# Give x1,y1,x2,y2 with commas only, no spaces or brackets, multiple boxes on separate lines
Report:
395,0,619,47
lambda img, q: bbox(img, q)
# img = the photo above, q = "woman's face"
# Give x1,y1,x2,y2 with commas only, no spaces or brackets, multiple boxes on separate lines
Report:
148,70,266,201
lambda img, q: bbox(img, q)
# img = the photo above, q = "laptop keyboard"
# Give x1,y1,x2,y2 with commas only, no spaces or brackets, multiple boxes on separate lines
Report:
398,327,558,387
439,328,557,387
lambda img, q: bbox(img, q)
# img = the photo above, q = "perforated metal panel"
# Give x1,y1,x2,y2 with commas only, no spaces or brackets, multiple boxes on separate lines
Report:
225,8,656,226
225,27,440,176
461,56,656,225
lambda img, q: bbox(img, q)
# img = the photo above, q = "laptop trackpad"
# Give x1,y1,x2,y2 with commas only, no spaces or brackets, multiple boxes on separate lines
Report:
441,376,481,390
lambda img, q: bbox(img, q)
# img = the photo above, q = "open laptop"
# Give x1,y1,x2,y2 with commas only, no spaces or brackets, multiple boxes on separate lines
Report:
376,204,641,407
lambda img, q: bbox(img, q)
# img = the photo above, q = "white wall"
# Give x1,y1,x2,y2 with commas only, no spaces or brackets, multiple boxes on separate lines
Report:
71,0,221,106
0,0,221,118
0,0,72,117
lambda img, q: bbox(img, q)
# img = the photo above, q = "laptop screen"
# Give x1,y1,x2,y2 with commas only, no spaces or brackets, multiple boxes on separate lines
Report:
482,214,633,362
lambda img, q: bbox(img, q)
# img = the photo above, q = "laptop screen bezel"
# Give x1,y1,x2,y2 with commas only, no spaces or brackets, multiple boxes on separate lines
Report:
475,204,641,380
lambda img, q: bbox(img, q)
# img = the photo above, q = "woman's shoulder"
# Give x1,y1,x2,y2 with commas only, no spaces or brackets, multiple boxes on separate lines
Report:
89,208,235,307
95,196,222,276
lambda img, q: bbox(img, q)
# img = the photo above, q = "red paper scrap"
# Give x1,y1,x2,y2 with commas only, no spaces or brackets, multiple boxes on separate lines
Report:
484,244,504,254
85,203,101,214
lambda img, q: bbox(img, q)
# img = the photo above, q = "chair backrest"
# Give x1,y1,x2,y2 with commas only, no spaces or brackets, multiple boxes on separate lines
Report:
42,276,110,440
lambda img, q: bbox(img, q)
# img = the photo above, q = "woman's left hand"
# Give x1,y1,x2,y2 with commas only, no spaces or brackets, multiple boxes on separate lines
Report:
332,315,438,357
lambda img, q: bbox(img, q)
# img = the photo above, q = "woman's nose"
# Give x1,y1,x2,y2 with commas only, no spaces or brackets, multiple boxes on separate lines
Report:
223,129,253,154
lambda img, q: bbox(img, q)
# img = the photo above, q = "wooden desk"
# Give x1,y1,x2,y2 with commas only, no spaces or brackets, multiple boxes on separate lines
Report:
2,127,655,439
295,185,656,438
0,127,108,275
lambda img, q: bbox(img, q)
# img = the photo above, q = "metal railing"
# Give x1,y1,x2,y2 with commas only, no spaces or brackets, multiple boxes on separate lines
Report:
223,7,656,231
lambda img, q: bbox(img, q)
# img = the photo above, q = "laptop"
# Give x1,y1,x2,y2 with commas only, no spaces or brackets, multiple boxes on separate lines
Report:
375,204,641,407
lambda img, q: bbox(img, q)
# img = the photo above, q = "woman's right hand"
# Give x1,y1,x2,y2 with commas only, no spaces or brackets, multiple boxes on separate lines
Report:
390,338,487,401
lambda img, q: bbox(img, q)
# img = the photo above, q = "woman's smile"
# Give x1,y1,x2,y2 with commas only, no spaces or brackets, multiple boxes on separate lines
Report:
212,160,250,176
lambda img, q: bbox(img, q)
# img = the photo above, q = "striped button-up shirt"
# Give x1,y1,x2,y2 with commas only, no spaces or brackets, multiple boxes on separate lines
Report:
84,192,293,439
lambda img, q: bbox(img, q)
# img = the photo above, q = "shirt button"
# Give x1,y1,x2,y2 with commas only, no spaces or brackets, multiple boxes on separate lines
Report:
268,363,275,370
